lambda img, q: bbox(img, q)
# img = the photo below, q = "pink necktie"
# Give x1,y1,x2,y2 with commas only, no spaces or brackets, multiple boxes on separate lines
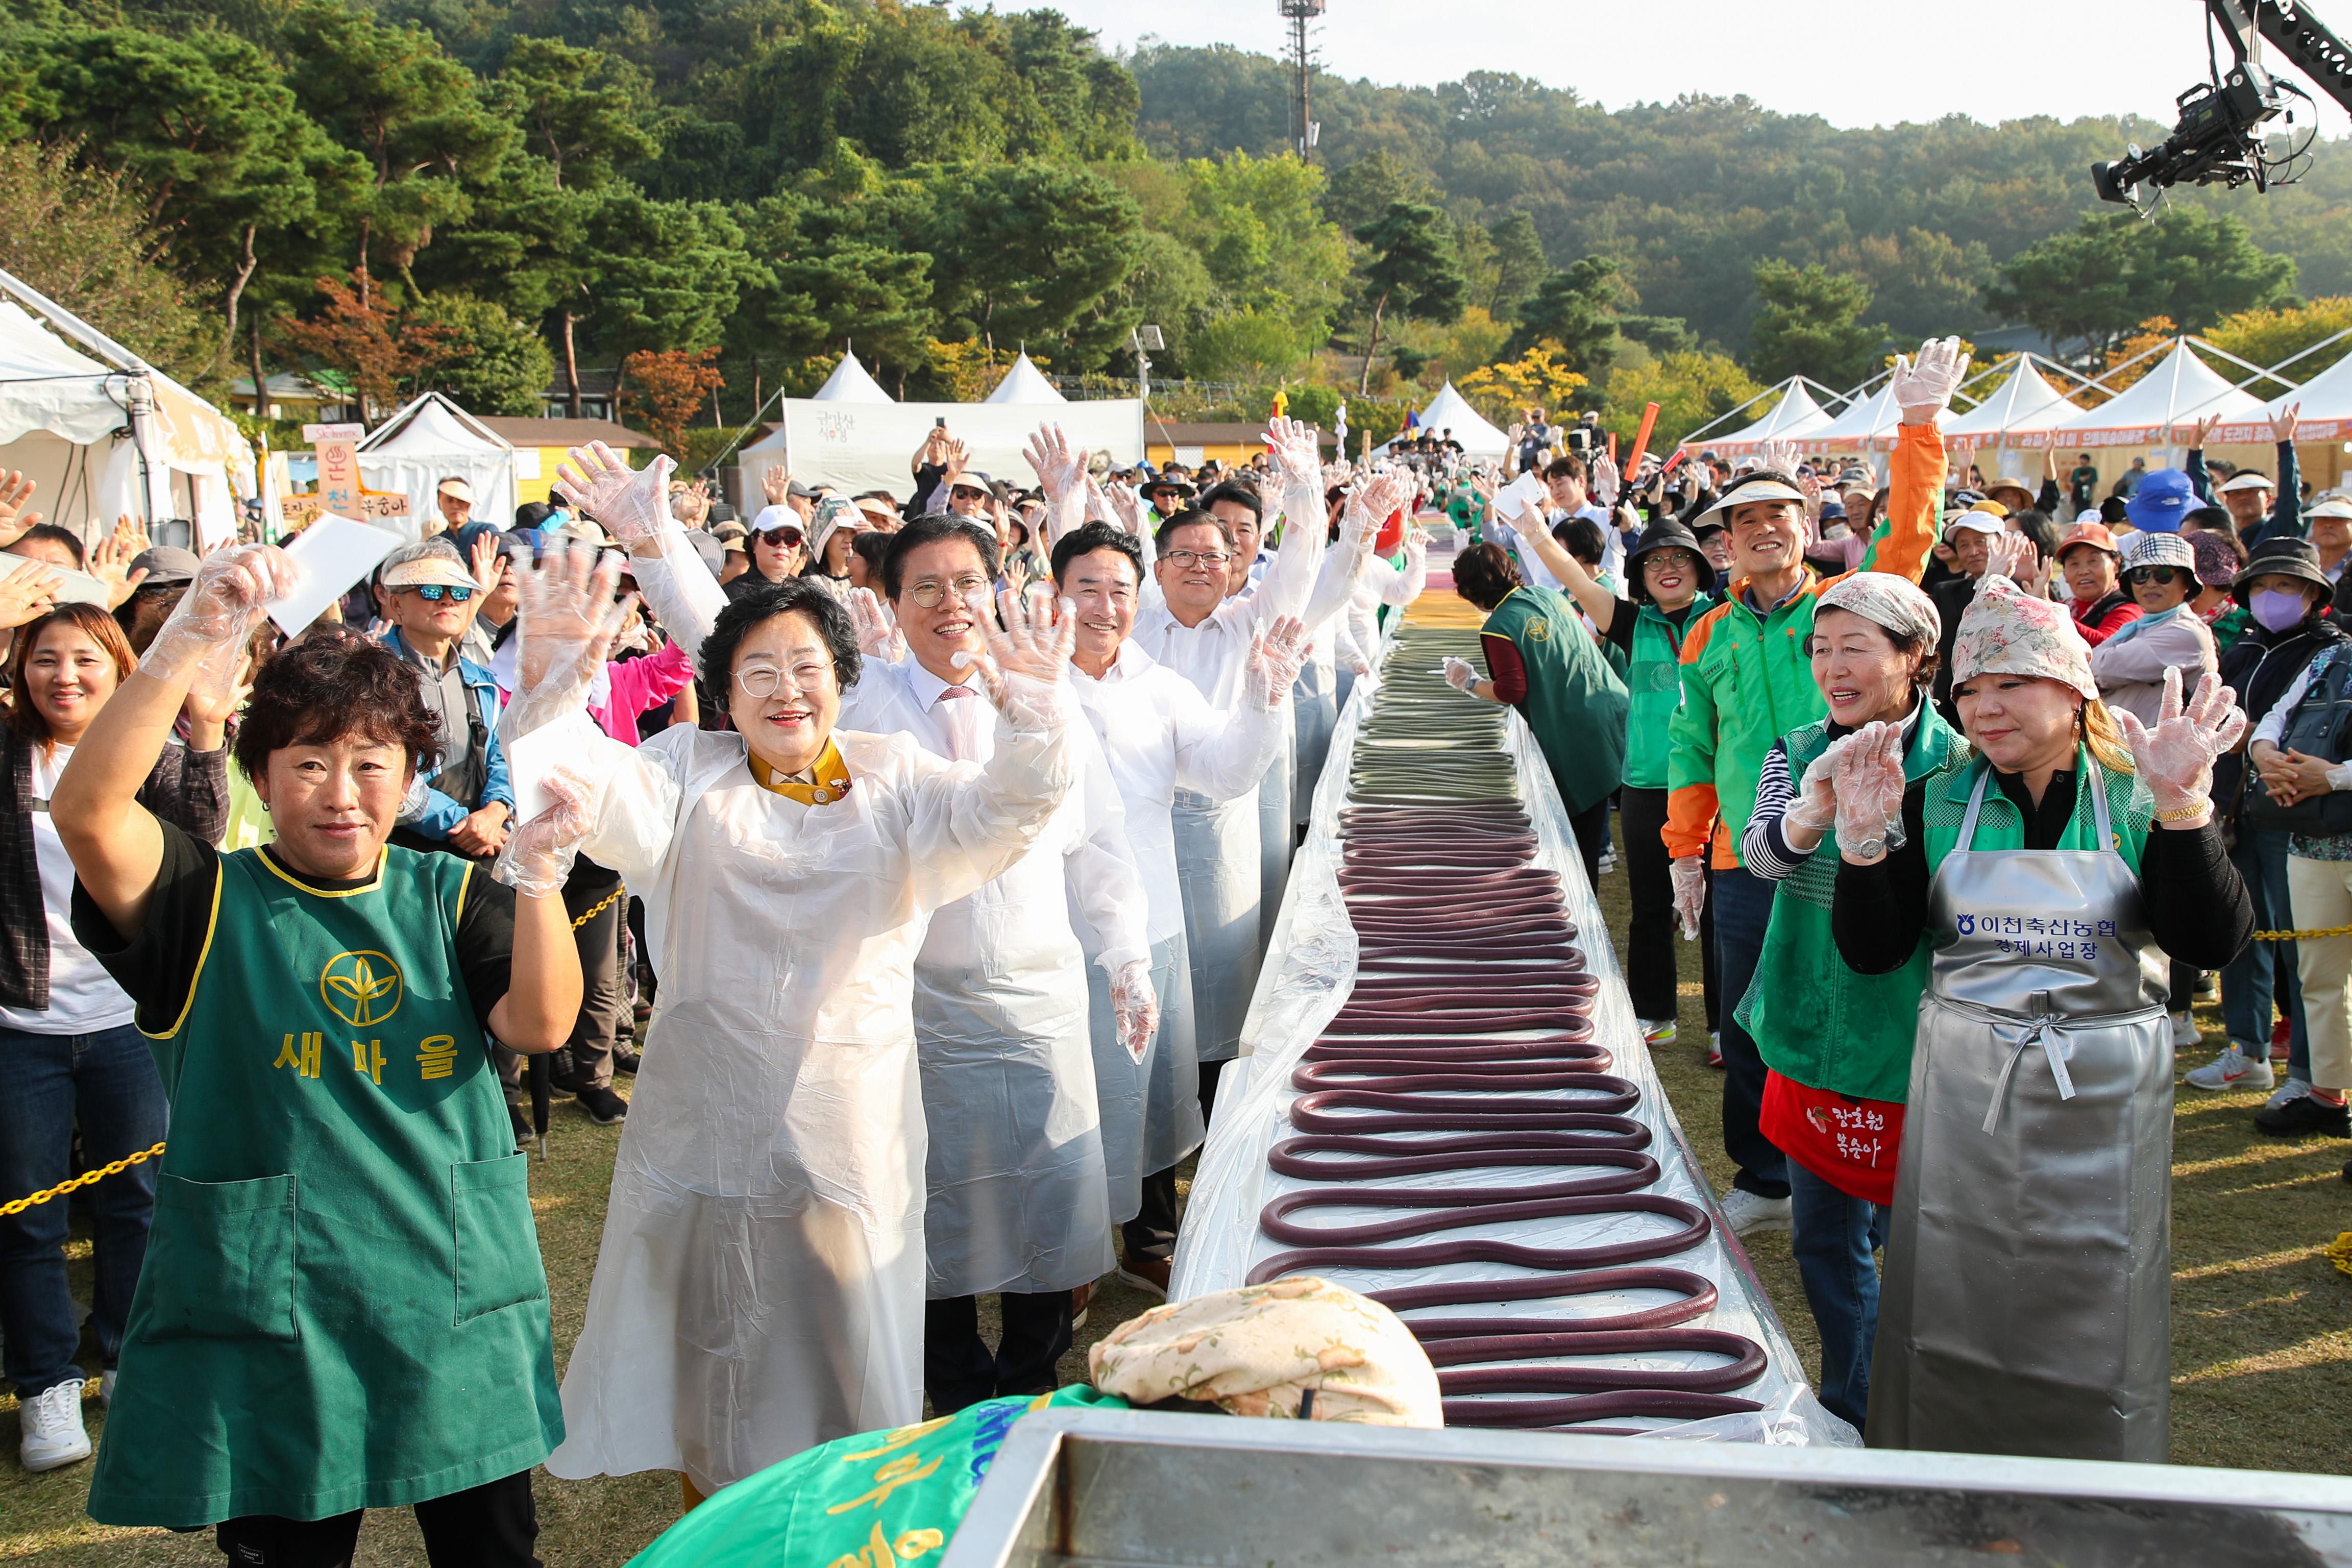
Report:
936,685,984,762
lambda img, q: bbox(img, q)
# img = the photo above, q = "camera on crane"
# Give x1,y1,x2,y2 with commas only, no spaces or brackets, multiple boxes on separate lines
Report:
2092,62,2285,204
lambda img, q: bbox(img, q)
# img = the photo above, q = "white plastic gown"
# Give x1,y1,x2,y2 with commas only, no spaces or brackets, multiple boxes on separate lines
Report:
838,657,1149,1298
1070,639,1288,1198
546,532,1076,1492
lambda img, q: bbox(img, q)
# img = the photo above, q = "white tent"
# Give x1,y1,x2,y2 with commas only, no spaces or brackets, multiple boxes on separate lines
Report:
2041,340,2263,448
1807,382,1901,455
0,276,256,546
811,351,895,403
1943,361,2086,483
356,392,519,538
2203,349,2352,444
1405,381,1510,459
984,353,1065,405
1704,381,1834,455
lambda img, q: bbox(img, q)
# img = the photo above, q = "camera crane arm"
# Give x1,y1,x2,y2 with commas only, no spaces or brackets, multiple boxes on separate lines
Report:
2225,1,2352,114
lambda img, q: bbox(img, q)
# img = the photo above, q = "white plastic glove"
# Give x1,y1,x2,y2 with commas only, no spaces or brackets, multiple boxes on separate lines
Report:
1891,336,1971,426
1243,615,1310,712
140,543,299,686
1442,655,1479,693
1101,479,1146,536
491,767,596,898
1829,721,1908,859
849,585,906,662
1780,745,1842,840
1670,855,1707,940
1590,452,1620,505
498,540,635,746
1762,438,1803,477
2112,667,2247,817
1981,530,2039,591
553,439,676,547
952,582,1075,731
1109,957,1160,1063
1343,467,1413,549
1264,414,1322,488
1022,424,1089,544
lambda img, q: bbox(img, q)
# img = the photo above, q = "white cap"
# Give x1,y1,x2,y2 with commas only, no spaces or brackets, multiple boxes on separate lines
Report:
2308,494,2352,520
1687,476,1806,525
2219,471,2276,494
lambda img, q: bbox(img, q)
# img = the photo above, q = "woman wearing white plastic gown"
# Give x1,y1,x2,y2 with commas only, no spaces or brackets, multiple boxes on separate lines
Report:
835,508,1157,1411
526,445,1080,1495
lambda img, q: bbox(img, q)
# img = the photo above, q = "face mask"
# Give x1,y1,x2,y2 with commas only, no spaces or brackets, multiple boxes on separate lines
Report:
2250,587,2311,633
1821,521,1850,540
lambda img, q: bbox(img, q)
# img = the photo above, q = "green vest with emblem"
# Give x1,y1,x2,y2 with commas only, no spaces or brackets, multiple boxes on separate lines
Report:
88,845,560,1528
1481,585,1629,814
1735,704,1970,1104
1920,744,2151,872
1623,595,1718,790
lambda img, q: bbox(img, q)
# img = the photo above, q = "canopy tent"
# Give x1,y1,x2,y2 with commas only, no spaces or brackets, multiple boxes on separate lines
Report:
984,353,1066,405
356,392,519,538
737,398,1145,509
811,351,895,403
1941,358,2084,457
2038,340,2263,448
2189,348,2352,446
1806,382,1902,455
0,275,256,546
1400,381,1510,459
1702,381,1834,456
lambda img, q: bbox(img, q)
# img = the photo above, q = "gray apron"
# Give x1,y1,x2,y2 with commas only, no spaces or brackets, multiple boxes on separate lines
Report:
1257,707,1296,948
1868,762,2174,1462
1175,788,1264,1064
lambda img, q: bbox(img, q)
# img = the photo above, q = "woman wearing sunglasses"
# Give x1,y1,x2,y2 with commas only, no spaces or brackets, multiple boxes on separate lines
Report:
731,505,808,599
2090,530,2219,727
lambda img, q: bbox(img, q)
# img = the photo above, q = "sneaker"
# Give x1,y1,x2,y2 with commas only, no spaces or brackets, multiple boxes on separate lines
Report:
2169,1012,2200,1048
1639,1018,1677,1045
610,1045,642,1076
1706,1032,1724,1070
1597,851,1618,875
1070,1282,1092,1332
575,1086,628,1125
100,1369,115,1409
2194,971,2219,1002
509,1100,535,1147
2266,1077,2313,1111
18,1379,91,1473
1716,1188,1792,1236
2185,1045,2275,1093
1114,1257,1170,1300
2253,1093,2350,1138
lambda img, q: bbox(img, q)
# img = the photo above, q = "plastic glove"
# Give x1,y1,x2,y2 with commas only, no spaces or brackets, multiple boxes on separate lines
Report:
1761,438,1803,477
1264,414,1323,488
1109,957,1160,1063
1670,855,1707,940
140,543,298,686
1829,721,1908,859
1590,452,1620,505
1023,423,1089,500
2112,667,2247,816
498,539,636,746
1442,655,1479,692
1981,530,2039,590
1243,615,1310,712
953,582,1075,731
553,439,675,548
1343,468,1414,547
1891,336,1971,425
849,586,906,662
1780,746,1842,840
492,768,596,898
1101,479,1146,536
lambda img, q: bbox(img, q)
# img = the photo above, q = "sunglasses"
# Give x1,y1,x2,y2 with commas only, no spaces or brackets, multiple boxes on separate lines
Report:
2123,566,2186,586
758,527,805,549
406,583,475,602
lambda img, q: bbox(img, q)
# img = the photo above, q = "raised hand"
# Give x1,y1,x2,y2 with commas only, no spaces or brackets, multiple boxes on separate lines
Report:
2270,401,2303,447
1891,336,1971,426
554,439,675,547
1023,424,1090,501
1264,415,1322,485
954,582,1075,730
940,438,970,485
1243,614,1310,711
761,464,792,506
141,543,299,684
1762,438,1803,476
0,470,34,546
88,518,150,608
2113,668,2246,819
0,555,60,629
2191,412,2223,452
849,586,905,661
1829,721,1908,859
181,651,253,730
468,527,507,603
493,767,598,898
1982,530,2038,588
1109,958,1160,1062
1590,452,1620,505
499,538,635,743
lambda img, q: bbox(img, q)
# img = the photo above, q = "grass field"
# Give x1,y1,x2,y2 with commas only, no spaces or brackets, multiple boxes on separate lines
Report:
7,732,2351,1561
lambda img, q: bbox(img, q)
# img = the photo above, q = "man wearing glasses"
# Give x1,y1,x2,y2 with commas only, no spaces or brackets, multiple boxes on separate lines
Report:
375,540,514,864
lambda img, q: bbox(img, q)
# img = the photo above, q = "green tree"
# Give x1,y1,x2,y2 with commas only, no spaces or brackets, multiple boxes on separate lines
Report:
1986,209,2296,357
1180,150,1349,346
1353,200,1466,393
736,193,936,381
0,137,212,376
1484,209,1549,318
409,291,553,414
580,190,760,357
1187,307,1308,383
1604,351,1765,448
492,36,656,192
1748,260,1886,386
1321,150,1436,235
923,161,1142,363
1506,257,1627,376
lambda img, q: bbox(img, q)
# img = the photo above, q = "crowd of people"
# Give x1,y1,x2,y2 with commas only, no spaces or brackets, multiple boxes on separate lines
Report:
1,340,2348,1554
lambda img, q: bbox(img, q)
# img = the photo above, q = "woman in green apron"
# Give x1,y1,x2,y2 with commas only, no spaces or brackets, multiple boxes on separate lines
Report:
1732,571,1964,1433
48,545,590,1563
1824,574,2252,1461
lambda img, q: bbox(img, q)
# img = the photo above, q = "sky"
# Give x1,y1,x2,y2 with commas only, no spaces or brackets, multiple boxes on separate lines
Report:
1054,0,2352,138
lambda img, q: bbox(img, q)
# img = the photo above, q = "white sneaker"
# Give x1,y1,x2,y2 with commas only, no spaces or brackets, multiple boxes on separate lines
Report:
2169,1012,2201,1048
2186,1044,2276,1093
1639,1018,1677,1044
1597,851,1618,875
1717,1188,1792,1236
18,1379,91,1473
2265,1077,2314,1111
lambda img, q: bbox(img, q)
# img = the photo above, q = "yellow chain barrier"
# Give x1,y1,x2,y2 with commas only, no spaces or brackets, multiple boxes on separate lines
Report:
2250,925,2352,942
2326,1233,2352,1281
1,1142,167,1217
572,887,625,929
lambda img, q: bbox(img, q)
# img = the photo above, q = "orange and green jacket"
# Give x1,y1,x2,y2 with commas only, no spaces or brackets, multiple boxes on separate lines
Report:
1663,423,1945,870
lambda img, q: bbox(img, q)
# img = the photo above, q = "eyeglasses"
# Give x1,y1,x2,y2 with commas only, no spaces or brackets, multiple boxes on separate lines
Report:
906,574,992,609
1644,551,1701,573
406,583,475,602
758,527,805,549
735,659,832,698
2123,566,2186,586
1162,548,1234,570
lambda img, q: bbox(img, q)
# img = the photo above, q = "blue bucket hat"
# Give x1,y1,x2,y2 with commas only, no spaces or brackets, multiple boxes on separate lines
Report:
2124,468,2195,533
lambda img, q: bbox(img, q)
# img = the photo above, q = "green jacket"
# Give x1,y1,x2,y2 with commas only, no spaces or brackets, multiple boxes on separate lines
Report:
1623,595,1718,791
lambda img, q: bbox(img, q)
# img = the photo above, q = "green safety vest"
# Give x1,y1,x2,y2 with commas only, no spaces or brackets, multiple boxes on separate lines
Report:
628,1386,1129,1568
1735,705,1970,1104
1623,595,1718,791
1481,585,1630,815
88,846,560,1528
1920,744,2151,872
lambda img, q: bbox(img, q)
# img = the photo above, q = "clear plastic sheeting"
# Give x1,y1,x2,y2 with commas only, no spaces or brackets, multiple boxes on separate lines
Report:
1173,627,1855,1447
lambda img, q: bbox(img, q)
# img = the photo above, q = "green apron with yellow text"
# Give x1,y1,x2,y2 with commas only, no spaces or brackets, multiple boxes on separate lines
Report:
88,845,561,1527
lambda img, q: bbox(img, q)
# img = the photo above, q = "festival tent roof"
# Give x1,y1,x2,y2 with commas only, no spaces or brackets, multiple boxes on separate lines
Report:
1704,381,1834,455
984,353,1065,405
2041,340,2263,448
1806,382,1902,454
2196,348,2352,445
811,351,895,403
1403,381,1510,458
357,391,519,538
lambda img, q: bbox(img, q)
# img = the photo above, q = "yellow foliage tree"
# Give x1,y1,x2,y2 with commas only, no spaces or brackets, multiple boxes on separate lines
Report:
2205,297,2352,398
1600,352,1763,450
925,339,1048,403
1458,341,1589,427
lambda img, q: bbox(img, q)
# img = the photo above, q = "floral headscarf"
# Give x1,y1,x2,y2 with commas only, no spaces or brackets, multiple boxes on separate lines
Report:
1950,572,2097,700
1088,1276,1442,1428
1817,570,1940,647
